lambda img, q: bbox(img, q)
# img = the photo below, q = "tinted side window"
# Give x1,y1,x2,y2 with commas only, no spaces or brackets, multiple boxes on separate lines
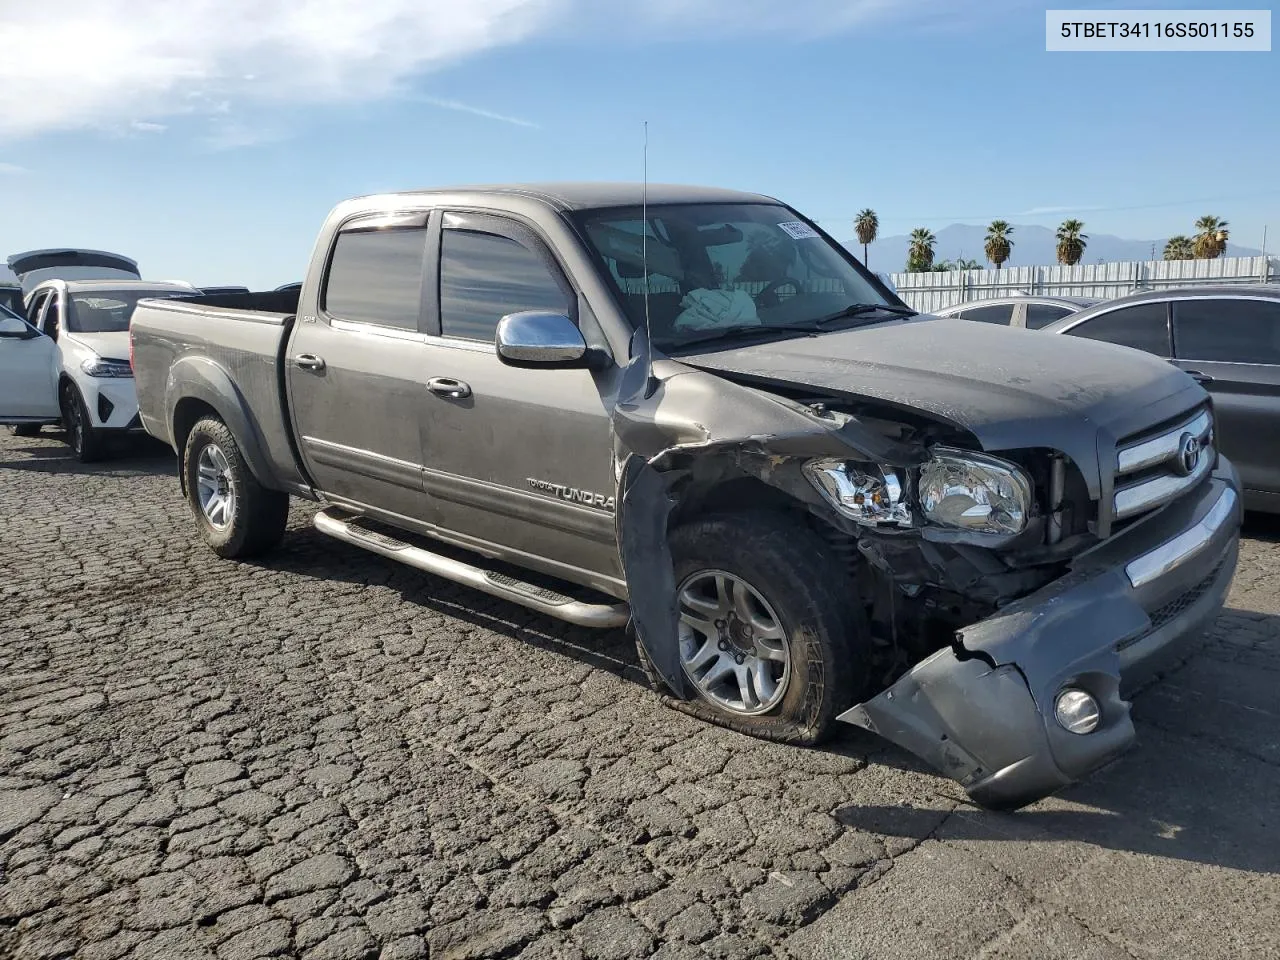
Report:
1174,298,1280,365
1066,303,1169,355
1025,303,1073,330
961,304,1014,325
440,230,570,341
323,227,427,329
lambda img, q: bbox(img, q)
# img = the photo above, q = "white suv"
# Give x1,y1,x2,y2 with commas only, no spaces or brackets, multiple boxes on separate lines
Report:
12,278,197,460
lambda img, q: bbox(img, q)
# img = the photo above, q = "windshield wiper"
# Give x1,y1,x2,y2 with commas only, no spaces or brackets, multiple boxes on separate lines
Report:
814,302,917,327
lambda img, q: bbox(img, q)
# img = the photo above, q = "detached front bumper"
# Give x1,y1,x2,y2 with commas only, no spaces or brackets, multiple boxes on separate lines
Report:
840,459,1242,810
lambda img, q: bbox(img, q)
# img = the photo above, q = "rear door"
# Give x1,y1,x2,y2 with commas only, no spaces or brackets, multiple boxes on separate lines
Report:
285,210,439,524
1024,302,1078,330
416,211,620,582
1060,301,1172,357
1172,296,1280,498
958,302,1017,326
0,309,59,420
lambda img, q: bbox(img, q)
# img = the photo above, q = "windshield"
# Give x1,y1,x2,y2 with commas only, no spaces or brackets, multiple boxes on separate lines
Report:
66,289,185,333
574,202,905,351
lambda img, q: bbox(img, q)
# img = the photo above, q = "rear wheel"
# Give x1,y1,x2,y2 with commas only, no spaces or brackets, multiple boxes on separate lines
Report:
183,416,289,559
9,424,41,437
636,510,873,746
60,383,104,463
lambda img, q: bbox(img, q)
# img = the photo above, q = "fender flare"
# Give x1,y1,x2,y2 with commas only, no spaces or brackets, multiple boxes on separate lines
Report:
165,355,279,494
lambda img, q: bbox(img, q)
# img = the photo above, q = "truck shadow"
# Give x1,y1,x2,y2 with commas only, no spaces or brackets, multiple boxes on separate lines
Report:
266,522,1280,879
834,605,1280,876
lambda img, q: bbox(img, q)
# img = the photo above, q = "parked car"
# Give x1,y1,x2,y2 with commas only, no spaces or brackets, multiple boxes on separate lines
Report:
0,304,60,435
197,285,252,296
1041,285,1280,513
274,281,302,294
129,183,1239,810
0,282,24,316
931,294,1102,329
6,248,142,293
7,278,197,457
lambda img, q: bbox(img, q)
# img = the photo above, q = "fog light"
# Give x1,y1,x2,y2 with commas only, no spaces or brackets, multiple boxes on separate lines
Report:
1054,688,1100,735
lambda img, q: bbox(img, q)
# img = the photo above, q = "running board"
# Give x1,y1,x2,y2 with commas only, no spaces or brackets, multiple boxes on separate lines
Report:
313,508,630,629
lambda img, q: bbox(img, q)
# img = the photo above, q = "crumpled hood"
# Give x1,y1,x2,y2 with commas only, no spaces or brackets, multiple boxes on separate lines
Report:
679,316,1202,456
67,330,130,361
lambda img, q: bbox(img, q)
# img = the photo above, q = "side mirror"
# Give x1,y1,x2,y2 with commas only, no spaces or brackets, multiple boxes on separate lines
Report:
0,315,36,339
496,311,588,367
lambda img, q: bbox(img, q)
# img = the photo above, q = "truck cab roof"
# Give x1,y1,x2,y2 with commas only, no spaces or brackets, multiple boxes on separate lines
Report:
375,182,778,212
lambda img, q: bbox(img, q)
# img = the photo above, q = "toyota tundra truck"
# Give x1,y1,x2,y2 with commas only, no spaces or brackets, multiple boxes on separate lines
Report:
129,184,1241,809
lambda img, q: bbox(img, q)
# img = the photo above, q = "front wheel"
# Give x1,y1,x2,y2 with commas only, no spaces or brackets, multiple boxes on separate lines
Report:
183,416,289,559
636,510,873,746
60,383,104,462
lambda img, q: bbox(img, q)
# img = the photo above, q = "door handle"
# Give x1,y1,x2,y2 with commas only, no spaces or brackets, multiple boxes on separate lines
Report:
1182,369,1215,385
427,377,472,399
293,353,326,371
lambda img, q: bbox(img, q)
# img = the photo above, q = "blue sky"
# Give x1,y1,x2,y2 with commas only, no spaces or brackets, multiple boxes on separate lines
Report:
0,0,1275,287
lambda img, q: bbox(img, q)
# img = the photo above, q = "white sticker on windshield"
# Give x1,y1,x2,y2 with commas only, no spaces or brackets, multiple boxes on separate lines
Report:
777,220,820,240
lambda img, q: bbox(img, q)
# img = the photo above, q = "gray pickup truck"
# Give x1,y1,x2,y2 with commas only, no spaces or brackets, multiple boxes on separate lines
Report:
131,183,1242,809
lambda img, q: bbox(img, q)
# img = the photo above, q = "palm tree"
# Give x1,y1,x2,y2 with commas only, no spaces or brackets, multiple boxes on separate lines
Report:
1055,219,1088,266
906,228,936,272
1193,216,1229,259
954,257,982,270
985,221,1014,270
854,209,879,267
1163,236,1195,261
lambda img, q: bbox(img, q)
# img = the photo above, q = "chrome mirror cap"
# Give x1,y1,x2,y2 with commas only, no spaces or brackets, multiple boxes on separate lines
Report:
496,311,587,365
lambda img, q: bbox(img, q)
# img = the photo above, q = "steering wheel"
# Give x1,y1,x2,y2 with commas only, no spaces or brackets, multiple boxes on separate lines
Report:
754,278,802,309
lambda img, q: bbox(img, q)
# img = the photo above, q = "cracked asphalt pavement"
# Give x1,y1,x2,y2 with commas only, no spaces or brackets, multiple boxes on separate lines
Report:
2,431,1278,960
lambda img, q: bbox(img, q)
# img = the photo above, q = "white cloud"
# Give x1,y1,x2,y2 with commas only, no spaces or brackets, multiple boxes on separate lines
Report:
0,162,26,174
0,0,914,142
419,96,538,128
130,121,168,133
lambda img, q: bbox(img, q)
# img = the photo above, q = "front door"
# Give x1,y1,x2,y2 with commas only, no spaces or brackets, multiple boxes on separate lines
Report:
417,212,620,584
0,310,59,421
285,210,438,525
1172,296,1280,498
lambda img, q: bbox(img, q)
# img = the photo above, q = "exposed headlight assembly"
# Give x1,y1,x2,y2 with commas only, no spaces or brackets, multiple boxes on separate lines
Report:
81,357,134,379
803,459,912,528
917,447,1032,537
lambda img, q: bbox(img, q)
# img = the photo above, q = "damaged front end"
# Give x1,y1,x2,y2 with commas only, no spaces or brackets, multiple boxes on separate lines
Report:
610,330,1242,810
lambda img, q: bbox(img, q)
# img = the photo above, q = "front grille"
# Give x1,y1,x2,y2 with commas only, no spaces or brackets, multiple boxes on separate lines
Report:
1112,404,1213,522
1117,554,1226,651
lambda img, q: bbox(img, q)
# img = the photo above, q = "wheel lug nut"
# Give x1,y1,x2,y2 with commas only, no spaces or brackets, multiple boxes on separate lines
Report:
715,619,726,629
734,654,745,665
718,640,730,651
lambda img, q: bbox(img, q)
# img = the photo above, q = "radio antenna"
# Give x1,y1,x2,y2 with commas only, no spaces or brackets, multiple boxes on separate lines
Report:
641,120,655,396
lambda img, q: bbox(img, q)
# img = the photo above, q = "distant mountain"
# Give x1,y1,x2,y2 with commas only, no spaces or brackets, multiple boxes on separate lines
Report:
862,223,1264,274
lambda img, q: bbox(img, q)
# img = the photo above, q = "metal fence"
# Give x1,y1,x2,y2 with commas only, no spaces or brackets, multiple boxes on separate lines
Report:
889,255,1278,313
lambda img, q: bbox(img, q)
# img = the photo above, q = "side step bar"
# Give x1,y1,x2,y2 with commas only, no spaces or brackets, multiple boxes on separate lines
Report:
313,508,630,629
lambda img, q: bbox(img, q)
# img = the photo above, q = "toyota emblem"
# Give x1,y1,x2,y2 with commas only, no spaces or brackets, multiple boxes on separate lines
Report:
1176,432,1201,476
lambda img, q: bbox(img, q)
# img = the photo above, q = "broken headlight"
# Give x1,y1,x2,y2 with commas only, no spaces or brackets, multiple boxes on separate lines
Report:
917,447,1032,537
803,459,912,528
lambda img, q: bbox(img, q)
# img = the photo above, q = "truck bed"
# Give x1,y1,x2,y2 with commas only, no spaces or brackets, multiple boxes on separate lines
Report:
131,292,310,495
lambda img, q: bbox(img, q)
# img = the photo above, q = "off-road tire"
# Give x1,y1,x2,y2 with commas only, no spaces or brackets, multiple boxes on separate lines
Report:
60,383,104,463
9,424,41,437
634,510,873,746
183,416,289,559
